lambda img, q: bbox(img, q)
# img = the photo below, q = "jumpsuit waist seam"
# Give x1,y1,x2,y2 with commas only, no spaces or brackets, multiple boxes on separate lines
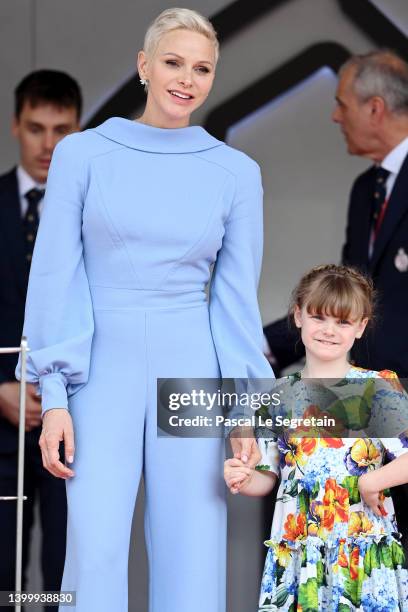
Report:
92,303,208,312
89,284,208,311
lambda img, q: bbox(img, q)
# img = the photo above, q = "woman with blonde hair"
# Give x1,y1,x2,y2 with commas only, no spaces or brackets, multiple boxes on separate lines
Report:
16,7,273,611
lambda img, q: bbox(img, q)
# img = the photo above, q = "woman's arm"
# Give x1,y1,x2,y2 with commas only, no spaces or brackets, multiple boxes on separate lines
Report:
15,133,94,478
208,154,274,466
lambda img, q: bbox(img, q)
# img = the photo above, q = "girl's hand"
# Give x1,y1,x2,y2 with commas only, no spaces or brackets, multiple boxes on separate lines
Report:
358,472,387,518
224,457,253,494
39,408,75,479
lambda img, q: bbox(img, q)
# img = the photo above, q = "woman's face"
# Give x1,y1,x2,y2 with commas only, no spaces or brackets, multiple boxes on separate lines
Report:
138,29,216,128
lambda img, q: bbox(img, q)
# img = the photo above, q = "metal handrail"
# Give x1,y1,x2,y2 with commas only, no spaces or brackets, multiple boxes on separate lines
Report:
0,338,29,612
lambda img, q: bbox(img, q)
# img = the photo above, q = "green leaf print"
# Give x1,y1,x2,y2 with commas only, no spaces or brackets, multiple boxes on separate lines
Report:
299,488,308,515
363,548,372,577
298,577,318,611
282,479,299,499
301,546,307,568
369,542,381,570
343,396,371,429
328,396,370,430
287,468,296,480
379,541,393,569
310,481,320,499
362,378,375,406
316,560,326,587
256,405,270,420
343,569,364,607
287,605,295,612
272,583,289,607
327,399,347,425
391,540,406,568
341,476,360,504
338,605,352,612
364,542,381,576
256,465,271,472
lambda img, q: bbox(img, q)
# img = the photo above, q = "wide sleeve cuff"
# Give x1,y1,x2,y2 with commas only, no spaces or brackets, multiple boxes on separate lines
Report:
39,373,68,415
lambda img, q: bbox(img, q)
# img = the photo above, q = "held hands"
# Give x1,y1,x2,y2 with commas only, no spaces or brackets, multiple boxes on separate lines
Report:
358,472,387,518
228,427,261,494
39,409,75,480
229,426,261,468
0,382,42,431
224,458,253,494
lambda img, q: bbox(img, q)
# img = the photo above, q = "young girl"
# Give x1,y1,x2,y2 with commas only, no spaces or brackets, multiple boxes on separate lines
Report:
225,264,408,611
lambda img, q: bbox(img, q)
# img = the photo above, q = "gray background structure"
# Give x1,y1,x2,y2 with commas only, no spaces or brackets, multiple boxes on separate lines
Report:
0,0,407,610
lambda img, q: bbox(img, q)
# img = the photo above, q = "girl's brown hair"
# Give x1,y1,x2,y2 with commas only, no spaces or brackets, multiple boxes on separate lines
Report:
289,264,375,323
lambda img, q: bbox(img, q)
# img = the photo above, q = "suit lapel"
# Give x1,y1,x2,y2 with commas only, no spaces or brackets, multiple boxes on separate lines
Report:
0,168,28,294
369,154,408,272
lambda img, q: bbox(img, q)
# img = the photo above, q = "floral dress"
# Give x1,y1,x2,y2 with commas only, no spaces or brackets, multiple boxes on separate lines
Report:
256,367,408,611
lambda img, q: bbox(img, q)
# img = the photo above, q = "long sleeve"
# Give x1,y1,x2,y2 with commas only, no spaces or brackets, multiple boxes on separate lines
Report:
15,134,94,414
209,158,274,382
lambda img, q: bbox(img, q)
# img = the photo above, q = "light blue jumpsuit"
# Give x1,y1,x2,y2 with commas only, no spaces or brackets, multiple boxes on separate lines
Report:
16,118,273,612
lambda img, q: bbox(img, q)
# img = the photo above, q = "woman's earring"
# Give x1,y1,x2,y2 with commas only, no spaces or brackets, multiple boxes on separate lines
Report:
140,77,147,86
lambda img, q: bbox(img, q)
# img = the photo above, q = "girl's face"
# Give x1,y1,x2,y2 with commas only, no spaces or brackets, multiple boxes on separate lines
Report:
294,305,368,363
138,29,216,128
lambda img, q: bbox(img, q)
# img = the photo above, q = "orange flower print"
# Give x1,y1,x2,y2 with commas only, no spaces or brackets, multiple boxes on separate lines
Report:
278,436,317,468
283,513,307,542
378,491,388,517
350,546,360,580
322,478,349,531
348,511,374,536
297,405,346,439
321,438,344,449
338,540,348,568
300,437,317,455
379,370,404,392
337,541,359,580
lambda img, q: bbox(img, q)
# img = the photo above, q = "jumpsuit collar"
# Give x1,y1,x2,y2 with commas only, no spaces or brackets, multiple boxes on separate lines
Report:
92,117,223,153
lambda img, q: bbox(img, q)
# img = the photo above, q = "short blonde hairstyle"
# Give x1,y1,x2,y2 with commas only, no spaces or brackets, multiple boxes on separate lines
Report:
143,7,219,65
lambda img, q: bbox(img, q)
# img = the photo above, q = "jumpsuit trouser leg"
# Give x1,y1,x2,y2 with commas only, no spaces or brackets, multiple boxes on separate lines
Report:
59,299,227,612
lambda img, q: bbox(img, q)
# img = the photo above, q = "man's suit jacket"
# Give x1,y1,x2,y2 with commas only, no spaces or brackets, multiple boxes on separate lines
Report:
0,167,42,452
264,153,408,377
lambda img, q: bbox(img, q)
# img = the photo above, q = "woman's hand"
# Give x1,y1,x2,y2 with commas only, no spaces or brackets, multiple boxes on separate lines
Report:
229,426,261,468
224,458,253,494
358,472,387,518
39,408,75,479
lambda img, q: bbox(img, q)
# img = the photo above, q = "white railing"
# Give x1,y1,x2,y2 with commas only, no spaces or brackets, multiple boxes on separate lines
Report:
0,338,29,612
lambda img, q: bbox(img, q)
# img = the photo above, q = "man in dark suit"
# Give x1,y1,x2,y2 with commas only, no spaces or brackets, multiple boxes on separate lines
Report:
264,49,408,545
265,50,408,377
0,70,81,607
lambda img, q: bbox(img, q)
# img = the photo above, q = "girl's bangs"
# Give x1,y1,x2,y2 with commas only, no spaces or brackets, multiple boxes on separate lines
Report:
304,277,366,320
